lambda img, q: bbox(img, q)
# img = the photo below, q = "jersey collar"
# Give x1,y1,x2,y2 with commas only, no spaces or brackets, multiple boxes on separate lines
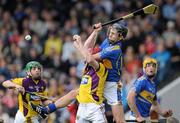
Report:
108,39,122,46
143,74,155,83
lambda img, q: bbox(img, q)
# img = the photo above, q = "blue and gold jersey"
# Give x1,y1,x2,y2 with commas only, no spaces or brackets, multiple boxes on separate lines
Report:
100,38,123,82
131,75,157,117
11,77,47,121
77,63,108,104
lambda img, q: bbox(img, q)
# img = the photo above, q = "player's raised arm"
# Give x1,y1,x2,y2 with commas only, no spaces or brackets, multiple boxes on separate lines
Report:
73,35,99,70
83,23,102,49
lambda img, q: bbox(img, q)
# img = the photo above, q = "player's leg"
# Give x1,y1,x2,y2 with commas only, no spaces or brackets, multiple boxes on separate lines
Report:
14,110,26,123
76,104,90,123
111,104,125,123
90,104,108,123
103,82,126,123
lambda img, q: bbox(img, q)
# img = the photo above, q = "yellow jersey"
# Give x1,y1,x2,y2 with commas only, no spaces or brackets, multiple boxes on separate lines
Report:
11,77,47,122
77,63,108,105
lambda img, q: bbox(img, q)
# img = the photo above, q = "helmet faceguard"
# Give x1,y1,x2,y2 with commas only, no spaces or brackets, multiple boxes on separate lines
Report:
143,58,158,75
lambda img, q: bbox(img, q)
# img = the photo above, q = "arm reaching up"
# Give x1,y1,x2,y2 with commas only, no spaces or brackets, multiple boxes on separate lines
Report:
73,35,99,70
84,23,102,50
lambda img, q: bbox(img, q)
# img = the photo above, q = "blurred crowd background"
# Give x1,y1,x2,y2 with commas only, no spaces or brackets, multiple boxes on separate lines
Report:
0,0,180,123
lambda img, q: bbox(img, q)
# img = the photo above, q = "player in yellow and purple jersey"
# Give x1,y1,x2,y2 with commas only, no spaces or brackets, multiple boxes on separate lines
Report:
30,35,108,123
1,61,51,123
82,22,128,123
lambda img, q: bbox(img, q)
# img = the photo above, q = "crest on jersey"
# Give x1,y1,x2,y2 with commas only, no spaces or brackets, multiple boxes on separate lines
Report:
81,77,88,84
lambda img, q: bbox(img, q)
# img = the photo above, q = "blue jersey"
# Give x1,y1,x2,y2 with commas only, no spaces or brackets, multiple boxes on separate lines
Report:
99,38,123,82
131,75,157,117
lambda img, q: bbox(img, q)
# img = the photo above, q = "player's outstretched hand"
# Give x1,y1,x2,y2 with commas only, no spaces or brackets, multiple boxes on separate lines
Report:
161,109,173,118
30,103,48,119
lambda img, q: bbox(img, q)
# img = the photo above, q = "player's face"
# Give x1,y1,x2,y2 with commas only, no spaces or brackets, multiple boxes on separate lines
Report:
108,28,122,43
145,63,157,77
30,67,41,79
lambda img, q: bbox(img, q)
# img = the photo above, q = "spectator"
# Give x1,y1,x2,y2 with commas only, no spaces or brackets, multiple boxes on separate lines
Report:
152,40,171,82
0,103,12,123
165,39,180,71
44,30,62,57
162,0,177,20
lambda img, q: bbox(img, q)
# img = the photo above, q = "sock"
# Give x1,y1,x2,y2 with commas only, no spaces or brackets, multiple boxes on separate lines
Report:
47,103,57,113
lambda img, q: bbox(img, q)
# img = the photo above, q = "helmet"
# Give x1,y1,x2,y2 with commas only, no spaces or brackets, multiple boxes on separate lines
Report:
111,23,128,38
143,58,158,73
25,61,42,71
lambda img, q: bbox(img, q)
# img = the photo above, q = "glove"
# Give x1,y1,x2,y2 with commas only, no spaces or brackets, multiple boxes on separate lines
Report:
30,102,48,119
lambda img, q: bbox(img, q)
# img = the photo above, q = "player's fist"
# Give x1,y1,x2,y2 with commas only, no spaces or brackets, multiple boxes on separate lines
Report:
93,23,102,31
73,35,82,49
73,35,81,42
15,85,25,94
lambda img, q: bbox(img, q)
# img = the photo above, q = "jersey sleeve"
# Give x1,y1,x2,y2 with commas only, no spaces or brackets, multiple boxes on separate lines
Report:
132,80,146,95
100,45,121,59
11,78,24,86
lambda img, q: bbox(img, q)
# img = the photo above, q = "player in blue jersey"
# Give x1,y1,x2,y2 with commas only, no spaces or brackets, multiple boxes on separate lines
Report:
127,58,173,122
84,23,128,123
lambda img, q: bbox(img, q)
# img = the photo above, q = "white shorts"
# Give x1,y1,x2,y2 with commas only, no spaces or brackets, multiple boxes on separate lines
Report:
76,103,107,123
103,82,121,105
14,110,39,123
